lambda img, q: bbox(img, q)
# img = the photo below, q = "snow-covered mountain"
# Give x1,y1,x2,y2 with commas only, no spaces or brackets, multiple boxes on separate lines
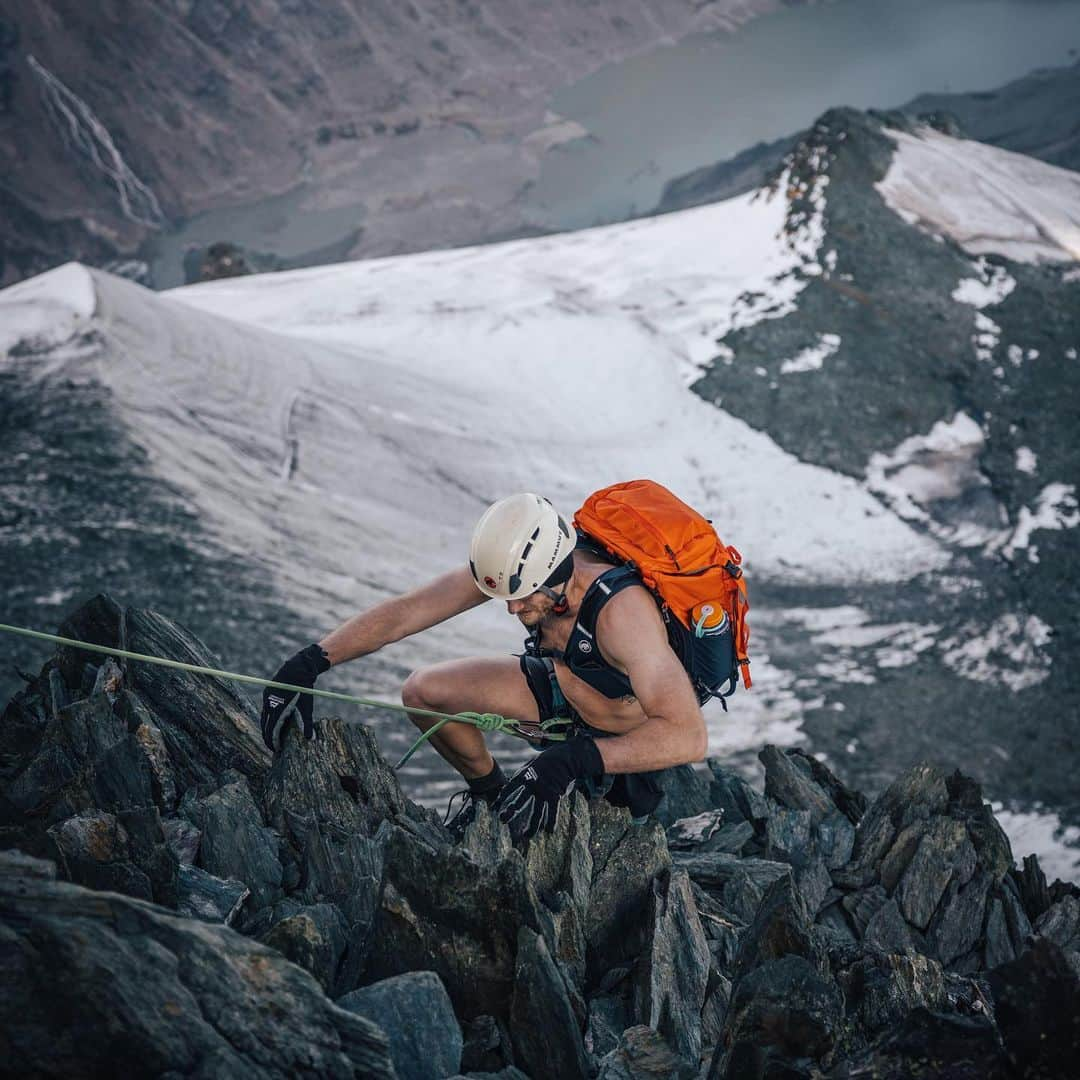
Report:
2,108,1078,876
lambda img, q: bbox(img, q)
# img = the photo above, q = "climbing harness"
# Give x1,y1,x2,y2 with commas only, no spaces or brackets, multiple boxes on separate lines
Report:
0,622,572,769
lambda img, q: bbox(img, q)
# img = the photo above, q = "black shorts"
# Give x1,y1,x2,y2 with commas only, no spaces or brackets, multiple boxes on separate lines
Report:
518,654,665,820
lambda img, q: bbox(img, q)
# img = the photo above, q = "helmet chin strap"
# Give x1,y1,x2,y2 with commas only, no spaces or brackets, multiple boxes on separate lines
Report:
537,585,569,614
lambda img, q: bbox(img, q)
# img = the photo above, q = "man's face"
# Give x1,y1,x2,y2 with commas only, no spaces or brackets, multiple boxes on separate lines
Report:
506,590,556,627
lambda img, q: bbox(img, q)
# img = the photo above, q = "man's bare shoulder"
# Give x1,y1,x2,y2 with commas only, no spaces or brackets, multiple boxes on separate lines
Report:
595,581,667,650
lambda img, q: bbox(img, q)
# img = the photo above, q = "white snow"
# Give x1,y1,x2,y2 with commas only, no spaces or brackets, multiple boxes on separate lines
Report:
941,614,1053,692
1003,483,1080,563
780,332,841,374
1015,447,1037,476
972,312,1001,363
866,413,1006,549
0,262,96,355
993,804,1080,886
951,258,1016,309
877,126,1080,263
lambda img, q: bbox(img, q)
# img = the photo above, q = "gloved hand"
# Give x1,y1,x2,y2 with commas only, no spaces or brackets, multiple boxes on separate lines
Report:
492,738,605,842
260,643,331,752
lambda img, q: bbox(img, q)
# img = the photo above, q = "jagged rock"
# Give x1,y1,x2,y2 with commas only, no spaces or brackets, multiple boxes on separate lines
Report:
863,897,918,955
927,870,991,966
732,873,822,982
1013,853,1051,922
895,818,975,930
987,938,1080,1077
183,773,283,913
47,808,154,901
587,991,632,1059
838,952,948,1038
707,760,770,829
338,970,463,1080
759,745,834,823
1035,893,1080,953
363,822,544,1020
587,804,670,982
836,764,950,888
944,771,1013,884
461,1014,516,1074
816,811,856,870
673,851,791,923
0,850,394,1077
119,604,271,797
828,1007,1006,1079
448,1070,529,1080
162,815,201,863
631,868,710,1067
652,763,712,827
118,690,178,811
700,968,732,1051
263,902,350,994
596,1026,696,1080
176,862,250,924
510,927,590,1080
782,748,866,825
719,955,844,1072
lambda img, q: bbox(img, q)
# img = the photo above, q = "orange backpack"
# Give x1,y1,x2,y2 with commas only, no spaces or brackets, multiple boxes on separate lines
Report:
574,479,752,699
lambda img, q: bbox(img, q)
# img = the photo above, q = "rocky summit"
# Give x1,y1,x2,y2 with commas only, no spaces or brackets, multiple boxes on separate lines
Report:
2,595,1079,1078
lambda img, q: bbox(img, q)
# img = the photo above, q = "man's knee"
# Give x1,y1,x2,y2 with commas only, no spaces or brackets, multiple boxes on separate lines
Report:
401,667,440,712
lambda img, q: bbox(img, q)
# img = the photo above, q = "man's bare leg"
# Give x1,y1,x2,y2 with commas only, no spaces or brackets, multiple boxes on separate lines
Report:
401,656,541,780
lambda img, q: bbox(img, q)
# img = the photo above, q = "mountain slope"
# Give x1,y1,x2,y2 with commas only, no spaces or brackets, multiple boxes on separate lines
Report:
2,108,1078,875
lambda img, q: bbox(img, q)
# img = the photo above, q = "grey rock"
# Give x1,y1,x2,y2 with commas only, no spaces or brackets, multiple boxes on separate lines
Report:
632,868,710,1067
839,952,947,1038
783,748,867,825
732,873,822,983
863,897,918,955
817,810,856,870
338,970,462,1080
673,851,790,924
666,809,725,850
722,955,843,1065
587,805,670,981
983,897,1015,970
700,969,731,1052
706,760,770,828
596,1025,696,1080
187,774,283,912
47,809,153,901
263,903,350,994
759,745,834,824
176,862,250,925
510,927,590,1080
1013,853,1051,922
363,823,544,1020
765,807,813,867
842,885,890,938
162,815,201,864
652,763,713,827
1035,893,1080,953
461,1013,515,1074
587,991,631,1060
927,870,992,966
0,849,394,1077
895,818,974,930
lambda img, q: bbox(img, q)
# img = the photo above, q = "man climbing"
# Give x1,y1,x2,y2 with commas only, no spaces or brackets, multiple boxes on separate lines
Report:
262,487,745,842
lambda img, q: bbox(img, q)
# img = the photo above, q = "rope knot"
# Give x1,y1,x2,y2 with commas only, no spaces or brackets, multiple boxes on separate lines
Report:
458,711,507,732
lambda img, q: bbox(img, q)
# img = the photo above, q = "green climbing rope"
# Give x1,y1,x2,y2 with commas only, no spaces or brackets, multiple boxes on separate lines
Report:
0,622,572,769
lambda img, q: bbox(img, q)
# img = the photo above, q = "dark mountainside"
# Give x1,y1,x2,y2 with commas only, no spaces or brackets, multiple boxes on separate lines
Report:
690,109,1080,822
657,61,1080,214
0,0,781,288
2,595,1079,1078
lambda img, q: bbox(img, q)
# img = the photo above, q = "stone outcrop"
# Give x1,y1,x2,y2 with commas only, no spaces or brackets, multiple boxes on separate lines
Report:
2,597,1078,1078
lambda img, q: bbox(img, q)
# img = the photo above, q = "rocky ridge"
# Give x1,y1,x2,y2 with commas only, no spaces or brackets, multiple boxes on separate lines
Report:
2,595,1079,1078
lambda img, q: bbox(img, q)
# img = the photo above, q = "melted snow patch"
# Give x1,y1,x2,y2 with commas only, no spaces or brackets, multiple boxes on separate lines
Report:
1003,483,1080,563
952,258,1016,309
0,262,97,355
972,312,1001,363
780,332,841,374
877,126,1080,263
866,413,1005,548
1015,447,1037,476
941,614,1053,692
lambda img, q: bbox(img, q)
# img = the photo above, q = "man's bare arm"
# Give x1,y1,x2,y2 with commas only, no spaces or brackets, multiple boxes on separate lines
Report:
319,566,489,665
591,589,708,774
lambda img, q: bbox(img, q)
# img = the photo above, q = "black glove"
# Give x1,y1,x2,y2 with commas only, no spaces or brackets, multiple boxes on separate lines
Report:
260,643,331,752
492,738,605,842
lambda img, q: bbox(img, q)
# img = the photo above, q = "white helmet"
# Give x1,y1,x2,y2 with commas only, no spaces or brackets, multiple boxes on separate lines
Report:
469,493,575,600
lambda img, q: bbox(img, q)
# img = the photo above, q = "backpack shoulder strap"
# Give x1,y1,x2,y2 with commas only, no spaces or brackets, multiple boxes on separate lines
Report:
574,565,645,643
